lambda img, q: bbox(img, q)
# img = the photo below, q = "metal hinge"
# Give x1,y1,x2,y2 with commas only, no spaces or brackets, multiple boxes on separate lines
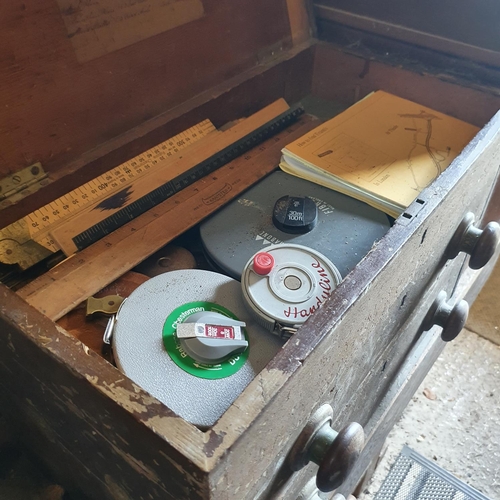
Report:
0,163,49,210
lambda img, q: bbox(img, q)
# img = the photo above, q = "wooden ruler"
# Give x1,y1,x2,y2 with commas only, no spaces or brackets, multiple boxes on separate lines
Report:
18,116,317,321
0,120,216,270
50,99,293,255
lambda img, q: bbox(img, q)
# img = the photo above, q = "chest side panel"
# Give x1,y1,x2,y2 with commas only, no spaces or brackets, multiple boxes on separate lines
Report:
209,114,500,499
0,0,292,179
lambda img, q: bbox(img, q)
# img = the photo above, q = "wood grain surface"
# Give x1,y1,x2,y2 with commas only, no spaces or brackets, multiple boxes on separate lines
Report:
315,0,500,66
0,0,291,179
286,0,312,45
56,0,204,62
312,43,500,128
1,41,499,500
0,287,209,500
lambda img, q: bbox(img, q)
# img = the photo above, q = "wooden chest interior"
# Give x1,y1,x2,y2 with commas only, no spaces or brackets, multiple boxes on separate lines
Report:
1,2,500,499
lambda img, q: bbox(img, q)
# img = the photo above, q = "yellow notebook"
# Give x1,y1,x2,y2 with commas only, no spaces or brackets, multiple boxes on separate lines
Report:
280,91,479,218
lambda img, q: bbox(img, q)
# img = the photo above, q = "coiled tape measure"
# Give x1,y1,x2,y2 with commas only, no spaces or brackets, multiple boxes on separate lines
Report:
241,244,342,338
110,269,284,427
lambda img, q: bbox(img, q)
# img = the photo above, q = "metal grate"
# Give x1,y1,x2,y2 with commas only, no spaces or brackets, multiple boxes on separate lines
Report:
374,446,491,500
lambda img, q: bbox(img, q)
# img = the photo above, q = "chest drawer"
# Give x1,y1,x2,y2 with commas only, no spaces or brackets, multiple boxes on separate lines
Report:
1,3,500,499
208,114,500,499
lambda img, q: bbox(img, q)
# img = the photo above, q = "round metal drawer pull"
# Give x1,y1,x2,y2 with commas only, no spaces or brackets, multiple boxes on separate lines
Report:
446,212,500,270
422,290,469,342
289,405,365,493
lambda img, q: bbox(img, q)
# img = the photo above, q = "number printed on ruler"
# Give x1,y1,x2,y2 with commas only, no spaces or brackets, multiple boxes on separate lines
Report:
24,120,216,252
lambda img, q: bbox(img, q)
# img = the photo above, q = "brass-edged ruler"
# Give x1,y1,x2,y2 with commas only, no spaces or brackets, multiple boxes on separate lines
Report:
0,120,216,272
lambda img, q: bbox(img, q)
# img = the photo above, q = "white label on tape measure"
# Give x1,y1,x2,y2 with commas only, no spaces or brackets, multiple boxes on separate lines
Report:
176,322,244,340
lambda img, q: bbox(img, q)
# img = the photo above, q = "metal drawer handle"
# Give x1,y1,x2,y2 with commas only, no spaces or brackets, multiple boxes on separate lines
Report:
422,290,469,342
289,404,365,493
446,212,500,270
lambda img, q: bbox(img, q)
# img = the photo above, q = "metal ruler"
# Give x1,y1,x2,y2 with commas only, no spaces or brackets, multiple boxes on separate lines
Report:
0,120,216,274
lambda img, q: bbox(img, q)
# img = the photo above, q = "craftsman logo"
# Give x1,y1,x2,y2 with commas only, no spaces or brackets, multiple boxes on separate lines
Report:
172,306,204,329
202,183,232,205
163,301,249,380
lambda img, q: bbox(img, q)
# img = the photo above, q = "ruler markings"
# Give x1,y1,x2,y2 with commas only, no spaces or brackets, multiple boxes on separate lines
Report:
51,101,297,255
0,120,216,268
1,102,292,279
23,121,304,295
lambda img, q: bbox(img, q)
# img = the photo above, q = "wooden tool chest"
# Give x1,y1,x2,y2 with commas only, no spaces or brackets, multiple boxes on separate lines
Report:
1,1,500,498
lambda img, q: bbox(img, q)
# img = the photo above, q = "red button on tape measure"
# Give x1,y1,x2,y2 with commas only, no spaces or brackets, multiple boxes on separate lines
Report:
253,252,275,275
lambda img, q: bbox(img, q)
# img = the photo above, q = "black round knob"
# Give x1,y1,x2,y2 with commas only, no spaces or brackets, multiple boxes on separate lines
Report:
288,405,365,493
447,212,500,270
423,291,469,342
316,422,364,492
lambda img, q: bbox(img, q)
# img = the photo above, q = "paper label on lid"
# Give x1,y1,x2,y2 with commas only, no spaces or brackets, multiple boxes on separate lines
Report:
176,323,244,340
57,0,204,63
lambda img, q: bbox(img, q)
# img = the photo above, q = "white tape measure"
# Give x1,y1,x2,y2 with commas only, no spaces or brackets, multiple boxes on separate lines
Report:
241,244,342,337
112,269,284,427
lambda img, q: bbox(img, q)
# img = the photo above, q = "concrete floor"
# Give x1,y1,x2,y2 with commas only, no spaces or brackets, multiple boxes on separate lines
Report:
359,298,500,498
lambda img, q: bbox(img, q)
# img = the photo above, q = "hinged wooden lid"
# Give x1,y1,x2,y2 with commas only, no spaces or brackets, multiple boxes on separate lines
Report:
0,1,311,182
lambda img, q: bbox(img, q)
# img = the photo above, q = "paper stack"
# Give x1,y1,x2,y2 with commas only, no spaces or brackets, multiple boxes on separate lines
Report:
280,91,479,218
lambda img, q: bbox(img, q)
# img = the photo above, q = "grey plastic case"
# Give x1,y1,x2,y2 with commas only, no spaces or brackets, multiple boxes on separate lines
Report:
200,171,392,279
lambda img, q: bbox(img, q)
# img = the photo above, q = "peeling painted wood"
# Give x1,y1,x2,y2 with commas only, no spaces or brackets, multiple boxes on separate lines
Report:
206,110,500,498
0,288,210,498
